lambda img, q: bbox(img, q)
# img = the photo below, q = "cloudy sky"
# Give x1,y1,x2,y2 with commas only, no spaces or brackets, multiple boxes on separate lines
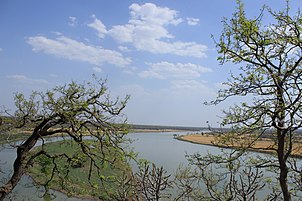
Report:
1,0,301,127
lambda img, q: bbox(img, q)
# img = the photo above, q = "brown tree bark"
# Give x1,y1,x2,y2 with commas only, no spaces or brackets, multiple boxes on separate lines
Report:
277,130,291,201
0,132,39,200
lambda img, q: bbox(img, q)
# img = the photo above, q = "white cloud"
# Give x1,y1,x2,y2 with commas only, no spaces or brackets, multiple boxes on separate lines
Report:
7,74,50,85
171,80,207,90
109,24,133,43
122,66,137,75
93,66,103,73
105,3,207,58
129,3,183,26
139,61,212,79
134,39,206,58
117,84,150,97
68,16,78,27
87,15,107,38
118,45,131,52
187,17,199,26
169,79,215,96
52,31,63,36
27,35,131,67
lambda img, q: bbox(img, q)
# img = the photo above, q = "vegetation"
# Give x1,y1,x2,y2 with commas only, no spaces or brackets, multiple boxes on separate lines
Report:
0,77,176,201
134,162,172,200
187,0,302,200
2,0,302,200
28,140,131,200
0,76,131,200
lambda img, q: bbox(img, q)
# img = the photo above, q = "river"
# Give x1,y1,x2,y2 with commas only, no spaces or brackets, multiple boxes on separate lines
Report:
0,131,283,200
127,131,221,173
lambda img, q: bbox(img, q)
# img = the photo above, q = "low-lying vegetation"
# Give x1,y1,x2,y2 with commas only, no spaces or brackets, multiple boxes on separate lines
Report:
28,140,132,200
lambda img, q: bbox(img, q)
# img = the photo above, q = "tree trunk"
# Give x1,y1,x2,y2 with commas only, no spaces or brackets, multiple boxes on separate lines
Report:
0,134,39,200
275,82,291,201
277,129,291,201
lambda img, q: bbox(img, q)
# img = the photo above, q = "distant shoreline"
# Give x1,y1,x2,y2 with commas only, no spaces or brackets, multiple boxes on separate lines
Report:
176,133,302,158
130,128,188,133
129,124,209,132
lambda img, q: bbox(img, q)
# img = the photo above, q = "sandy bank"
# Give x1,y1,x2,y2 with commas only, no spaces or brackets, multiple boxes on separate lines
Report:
177,134,302,158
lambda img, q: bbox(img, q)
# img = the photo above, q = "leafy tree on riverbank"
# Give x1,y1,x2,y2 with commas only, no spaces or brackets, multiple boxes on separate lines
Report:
0,76,131,200
189,1,302,200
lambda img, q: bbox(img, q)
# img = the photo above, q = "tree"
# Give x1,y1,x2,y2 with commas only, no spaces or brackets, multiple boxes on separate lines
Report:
188,151,266,201
0,77,130,200
133,161,172,201
191,1,302,200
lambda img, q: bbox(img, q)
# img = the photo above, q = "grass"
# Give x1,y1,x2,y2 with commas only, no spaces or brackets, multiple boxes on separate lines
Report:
28,139,132,200
0,131,32,145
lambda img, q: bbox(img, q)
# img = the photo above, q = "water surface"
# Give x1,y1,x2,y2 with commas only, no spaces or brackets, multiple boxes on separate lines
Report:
0,131,271,200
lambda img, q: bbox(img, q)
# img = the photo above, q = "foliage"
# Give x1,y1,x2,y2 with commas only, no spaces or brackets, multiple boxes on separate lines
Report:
187,151,266,201
190,0,302,200
29,140,131,200
0,76,131,200
173,164,203,200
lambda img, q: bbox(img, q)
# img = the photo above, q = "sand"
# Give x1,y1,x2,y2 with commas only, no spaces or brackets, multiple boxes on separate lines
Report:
178,134,302,157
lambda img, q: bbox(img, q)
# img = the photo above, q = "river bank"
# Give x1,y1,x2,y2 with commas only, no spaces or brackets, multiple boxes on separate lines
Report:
177,133,302,158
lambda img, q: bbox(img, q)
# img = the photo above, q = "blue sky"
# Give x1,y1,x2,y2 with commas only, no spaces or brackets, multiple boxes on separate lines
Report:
1,0,301,127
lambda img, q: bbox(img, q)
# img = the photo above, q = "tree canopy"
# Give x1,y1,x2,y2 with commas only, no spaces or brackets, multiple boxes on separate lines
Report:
191,1,302,200
0,77,130,200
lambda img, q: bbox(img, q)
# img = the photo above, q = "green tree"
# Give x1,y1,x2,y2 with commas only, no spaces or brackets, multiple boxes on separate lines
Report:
191,1,302,200
0,77,130,200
